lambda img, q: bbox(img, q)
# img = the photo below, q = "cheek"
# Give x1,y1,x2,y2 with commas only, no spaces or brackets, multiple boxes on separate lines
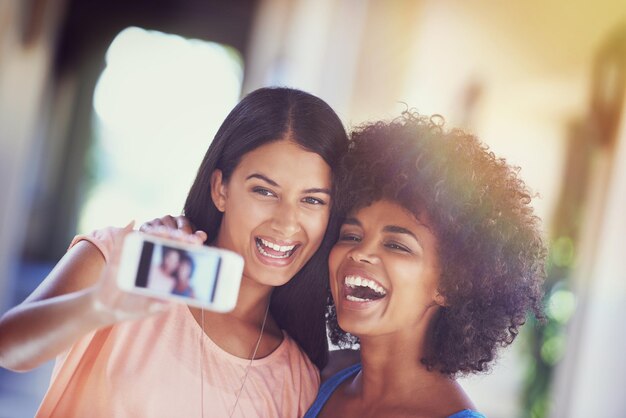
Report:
225,197,267,237
328,245,344,273
391,264,439,305
328,245,347,294
302,209,330,245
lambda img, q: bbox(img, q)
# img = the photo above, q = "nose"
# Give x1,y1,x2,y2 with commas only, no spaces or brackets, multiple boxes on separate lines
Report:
270,201,301,237
346,240,378,264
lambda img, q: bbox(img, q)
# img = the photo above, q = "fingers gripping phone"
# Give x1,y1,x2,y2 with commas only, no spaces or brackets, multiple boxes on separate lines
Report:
117,232,244,312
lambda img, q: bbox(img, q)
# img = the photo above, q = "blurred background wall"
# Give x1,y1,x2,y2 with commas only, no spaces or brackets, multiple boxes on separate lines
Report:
0,0,625,417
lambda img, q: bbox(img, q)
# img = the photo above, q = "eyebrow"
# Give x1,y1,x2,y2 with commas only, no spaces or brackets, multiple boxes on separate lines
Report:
343,218,362,227
246,173,278,187
246,173,331,195
382,225,419,242
343,218,420,242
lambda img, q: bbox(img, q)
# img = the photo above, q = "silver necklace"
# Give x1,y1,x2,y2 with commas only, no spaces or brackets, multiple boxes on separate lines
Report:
200,303,271,418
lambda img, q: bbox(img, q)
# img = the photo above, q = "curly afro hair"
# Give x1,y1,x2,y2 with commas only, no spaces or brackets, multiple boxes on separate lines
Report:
326,111,546,376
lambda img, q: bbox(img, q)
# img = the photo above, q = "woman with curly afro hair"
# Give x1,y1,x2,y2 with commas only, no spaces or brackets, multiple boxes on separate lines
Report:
305,111,546,418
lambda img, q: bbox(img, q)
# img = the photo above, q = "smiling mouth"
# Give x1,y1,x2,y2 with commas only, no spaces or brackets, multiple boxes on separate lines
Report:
344,275,387,302
255,237,299,259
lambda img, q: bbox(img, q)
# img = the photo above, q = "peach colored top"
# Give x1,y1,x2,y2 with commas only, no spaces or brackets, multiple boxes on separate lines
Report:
35,227,320,417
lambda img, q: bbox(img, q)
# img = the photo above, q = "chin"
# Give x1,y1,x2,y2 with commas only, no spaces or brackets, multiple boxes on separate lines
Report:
336,315,367,337
260,274,293,287
245,267,295,288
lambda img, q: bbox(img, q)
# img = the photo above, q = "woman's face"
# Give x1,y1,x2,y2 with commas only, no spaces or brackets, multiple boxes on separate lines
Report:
213,139,332,288
162,250,180,275
329,199,443,338
177,260,192,285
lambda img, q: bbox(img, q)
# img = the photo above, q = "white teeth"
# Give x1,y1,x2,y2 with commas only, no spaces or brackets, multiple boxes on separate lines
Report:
260,238,296,252
256,241,291,259
347,295,371,302
344,275,387,296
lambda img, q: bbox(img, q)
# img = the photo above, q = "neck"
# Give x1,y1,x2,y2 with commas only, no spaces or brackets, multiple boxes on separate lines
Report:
356,331,432,398
228,274,273,325
352,305,442,400
353,330,474,416
212,231,273,326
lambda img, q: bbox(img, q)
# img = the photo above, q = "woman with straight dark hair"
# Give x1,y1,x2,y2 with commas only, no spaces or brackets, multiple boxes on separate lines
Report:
0,87,348,417
182,87,347,369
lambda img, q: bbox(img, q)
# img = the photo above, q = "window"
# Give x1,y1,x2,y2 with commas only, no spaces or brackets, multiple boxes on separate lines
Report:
80,26,243,232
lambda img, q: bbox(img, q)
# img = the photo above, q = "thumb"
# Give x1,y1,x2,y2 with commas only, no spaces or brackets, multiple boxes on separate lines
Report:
194,230,208,243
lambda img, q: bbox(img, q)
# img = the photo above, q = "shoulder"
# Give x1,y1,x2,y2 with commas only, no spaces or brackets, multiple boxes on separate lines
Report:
280,332,321,376
68,225,129,262
320,349,360,383
448,410,486,418
424,378,478,418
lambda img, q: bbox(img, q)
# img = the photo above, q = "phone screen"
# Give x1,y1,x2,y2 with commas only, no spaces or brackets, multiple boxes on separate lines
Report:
134,241,222,303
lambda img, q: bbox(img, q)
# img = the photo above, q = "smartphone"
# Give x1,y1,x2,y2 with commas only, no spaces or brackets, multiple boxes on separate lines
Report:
117,232,244,312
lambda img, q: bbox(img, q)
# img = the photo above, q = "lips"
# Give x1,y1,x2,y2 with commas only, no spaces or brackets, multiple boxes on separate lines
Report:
254,237,301,264
338,269,388,306
344,275,387,302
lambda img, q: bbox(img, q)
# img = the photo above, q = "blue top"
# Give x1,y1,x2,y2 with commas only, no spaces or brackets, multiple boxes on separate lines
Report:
304,363,486,418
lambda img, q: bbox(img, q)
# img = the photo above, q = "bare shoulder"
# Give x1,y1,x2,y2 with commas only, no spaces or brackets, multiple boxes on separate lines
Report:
447,379,477,412
320,349,361,383
414,377,477,417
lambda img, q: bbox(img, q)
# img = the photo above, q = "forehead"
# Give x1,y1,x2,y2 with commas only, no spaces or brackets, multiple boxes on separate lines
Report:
350,200,410,221
348,200,433,233
235,139,332,186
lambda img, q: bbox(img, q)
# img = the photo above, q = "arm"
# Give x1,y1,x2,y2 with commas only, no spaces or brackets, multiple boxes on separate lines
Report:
0,225,171,372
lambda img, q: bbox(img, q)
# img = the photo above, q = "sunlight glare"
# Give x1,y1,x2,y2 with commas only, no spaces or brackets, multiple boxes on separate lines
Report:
81,27,242,232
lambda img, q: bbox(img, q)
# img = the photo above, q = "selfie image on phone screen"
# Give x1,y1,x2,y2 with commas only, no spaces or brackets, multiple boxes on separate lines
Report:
134,242,221,304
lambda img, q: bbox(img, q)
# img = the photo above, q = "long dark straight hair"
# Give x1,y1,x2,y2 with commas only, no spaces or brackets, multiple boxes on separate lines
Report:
184,87,348,369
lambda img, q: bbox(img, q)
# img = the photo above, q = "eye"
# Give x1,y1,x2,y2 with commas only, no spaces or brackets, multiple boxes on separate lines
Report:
252,187,276,197
339,233,361,242
302,196,327,206
385,241,411,253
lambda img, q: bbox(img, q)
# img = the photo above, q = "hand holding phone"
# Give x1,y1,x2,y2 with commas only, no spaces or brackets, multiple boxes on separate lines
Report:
117,232,244,312
89,223,174,323
139,214,207,243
